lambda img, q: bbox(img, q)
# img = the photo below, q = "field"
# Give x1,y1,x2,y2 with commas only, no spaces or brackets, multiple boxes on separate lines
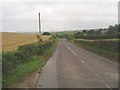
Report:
2,32,50,51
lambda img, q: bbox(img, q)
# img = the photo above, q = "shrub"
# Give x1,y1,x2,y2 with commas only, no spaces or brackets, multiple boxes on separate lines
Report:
73,34,118,39
42,32,51,35
2,37,56,80
74,39,118,60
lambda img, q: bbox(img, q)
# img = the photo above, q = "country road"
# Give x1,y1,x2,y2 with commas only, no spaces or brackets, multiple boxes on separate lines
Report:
37,39,118,88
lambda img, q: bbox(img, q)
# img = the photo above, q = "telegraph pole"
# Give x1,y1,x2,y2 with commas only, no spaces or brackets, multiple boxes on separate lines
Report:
39,13,41,36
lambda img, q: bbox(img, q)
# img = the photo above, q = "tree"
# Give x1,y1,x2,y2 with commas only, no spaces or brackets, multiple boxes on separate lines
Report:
73,32,82,39
114,24,118,34
87,30,95,35
107,25,114,34
42,32,51,35
98,29,103,34
82,30,87,34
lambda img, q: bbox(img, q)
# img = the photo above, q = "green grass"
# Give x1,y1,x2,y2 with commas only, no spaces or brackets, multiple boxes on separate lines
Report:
76,38,119,41
2,37,59,87
71,39,118,62
81,44,118,60
3,56,44,86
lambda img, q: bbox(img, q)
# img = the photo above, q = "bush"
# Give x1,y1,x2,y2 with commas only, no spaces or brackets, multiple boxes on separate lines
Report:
73,34,118,39
42,32,51,35
74,40,118,52
74,39,118,60
2,37,56,81
2,52,21,77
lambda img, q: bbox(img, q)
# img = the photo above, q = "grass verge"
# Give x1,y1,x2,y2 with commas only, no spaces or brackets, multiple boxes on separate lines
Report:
3,56,44,86
69,39,118,62
2,36,58,87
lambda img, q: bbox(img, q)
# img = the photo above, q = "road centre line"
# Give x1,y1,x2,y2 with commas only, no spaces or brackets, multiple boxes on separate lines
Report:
81,60,85,64
64,43,77,56
67,46,71,50
64,42,112,89
81,60,112,89
95,73,98,76
71,50,77,56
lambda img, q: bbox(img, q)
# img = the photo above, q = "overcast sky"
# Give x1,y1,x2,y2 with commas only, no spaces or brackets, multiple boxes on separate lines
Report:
1,0,119,32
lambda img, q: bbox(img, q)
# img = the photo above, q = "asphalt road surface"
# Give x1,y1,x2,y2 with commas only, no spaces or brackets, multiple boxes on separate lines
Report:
37,39,118,88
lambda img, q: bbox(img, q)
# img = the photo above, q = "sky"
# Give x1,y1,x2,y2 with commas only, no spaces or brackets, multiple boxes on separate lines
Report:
1,0,119,32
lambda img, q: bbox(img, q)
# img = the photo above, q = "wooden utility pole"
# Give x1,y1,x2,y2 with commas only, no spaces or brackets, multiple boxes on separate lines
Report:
39,13,41,35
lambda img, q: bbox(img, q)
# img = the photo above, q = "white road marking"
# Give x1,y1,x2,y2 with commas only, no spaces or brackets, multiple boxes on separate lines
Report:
71,50,77,56
64,40,113,88
82,61,112,89
81,60,85,64
65,44,77,56
95,73,98,76
80,59,99,77
100,80,112,89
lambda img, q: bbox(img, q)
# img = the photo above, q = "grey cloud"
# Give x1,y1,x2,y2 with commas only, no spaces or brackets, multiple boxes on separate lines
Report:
1,1,118,32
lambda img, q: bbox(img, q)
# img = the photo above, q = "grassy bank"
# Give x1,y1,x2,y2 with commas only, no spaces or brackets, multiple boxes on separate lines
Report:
69,39,118,62
2,36,58,87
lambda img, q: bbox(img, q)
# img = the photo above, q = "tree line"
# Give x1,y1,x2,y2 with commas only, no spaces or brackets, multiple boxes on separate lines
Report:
72,24,119,39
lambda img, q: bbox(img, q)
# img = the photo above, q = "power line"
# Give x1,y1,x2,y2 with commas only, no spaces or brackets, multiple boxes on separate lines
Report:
24,1,42,35
24,1,37,12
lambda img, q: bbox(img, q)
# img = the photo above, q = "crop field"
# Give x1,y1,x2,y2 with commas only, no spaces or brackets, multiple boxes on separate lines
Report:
2,32,50,51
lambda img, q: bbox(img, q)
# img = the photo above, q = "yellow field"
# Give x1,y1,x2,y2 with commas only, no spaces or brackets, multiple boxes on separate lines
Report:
2,32,50,51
